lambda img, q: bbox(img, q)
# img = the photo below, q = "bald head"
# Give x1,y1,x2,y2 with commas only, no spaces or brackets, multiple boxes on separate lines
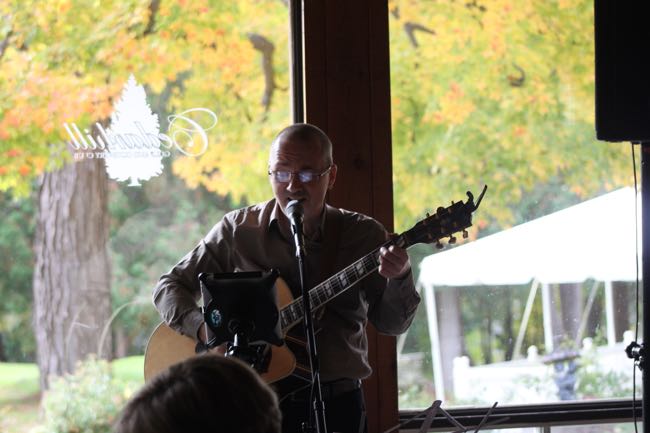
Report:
270,123,333,166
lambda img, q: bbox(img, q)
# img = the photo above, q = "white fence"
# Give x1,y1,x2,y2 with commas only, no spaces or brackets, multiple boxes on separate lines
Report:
399,332,638,406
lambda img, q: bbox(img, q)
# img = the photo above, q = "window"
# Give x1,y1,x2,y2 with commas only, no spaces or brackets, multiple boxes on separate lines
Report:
389,0,640,412
0,1,291,429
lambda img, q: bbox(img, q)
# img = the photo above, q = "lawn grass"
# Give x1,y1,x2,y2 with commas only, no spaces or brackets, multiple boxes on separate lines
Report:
0,356,145,433
0,362,40,405
112,355,146,384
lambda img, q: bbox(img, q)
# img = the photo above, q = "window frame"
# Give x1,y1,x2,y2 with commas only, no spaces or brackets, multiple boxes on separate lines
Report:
295,1,643,431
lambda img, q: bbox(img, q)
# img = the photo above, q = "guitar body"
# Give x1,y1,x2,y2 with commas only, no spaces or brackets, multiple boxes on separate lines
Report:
144,277,298,383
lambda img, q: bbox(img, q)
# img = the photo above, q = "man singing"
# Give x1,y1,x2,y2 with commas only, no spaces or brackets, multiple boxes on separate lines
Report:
153,123,421,433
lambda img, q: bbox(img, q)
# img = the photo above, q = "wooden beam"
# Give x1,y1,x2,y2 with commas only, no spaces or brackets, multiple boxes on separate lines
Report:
303,1,397,432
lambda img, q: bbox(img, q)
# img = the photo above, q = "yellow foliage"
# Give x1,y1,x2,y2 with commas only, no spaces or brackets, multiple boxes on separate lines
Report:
0,0,291,196
0,0,629,233
428,83,476,126
389,0,629,230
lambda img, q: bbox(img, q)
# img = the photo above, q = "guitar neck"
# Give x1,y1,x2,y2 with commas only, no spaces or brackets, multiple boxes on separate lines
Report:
277,186,486,332
280,235,408,331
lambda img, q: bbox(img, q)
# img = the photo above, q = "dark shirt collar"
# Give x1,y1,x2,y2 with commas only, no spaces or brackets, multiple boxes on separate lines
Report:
269,199,329,243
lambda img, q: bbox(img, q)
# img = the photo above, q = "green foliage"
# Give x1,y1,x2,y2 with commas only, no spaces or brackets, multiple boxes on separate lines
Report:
0,162,235,361
0,192,36,362
36,357,140,433
398,384,438,410
110,356,145,384
108,168,231,356
463,328,487,365
0,362,39,405
515,346,638,402
0,357,144,432
575,346,636,399
509,177,584,226
0,129,239,363
458,285,536,364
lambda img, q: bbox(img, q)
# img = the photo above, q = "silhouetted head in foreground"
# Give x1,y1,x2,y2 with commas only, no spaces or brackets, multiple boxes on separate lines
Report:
115,354,281,433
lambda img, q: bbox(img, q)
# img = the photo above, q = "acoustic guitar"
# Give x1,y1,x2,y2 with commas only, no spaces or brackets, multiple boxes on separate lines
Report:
144,187,487,383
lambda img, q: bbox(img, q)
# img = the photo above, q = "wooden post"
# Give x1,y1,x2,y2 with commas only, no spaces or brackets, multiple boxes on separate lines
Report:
303,1,397,432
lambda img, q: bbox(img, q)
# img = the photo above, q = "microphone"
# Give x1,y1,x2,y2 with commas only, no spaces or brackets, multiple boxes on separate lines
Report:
286,200,305,257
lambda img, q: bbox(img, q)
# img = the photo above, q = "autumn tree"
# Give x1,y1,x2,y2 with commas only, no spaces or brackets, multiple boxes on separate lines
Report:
0,0,290,388
388,0,634,389
389,0,631,231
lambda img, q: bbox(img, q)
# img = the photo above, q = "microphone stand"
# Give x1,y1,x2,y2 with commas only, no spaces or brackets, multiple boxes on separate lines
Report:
287,200,327,433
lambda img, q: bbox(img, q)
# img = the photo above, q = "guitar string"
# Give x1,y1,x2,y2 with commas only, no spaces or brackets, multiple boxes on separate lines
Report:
278,207,459,328
280,239,394,329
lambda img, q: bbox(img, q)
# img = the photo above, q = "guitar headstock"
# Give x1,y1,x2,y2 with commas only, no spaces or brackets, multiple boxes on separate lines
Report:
402,185,487,249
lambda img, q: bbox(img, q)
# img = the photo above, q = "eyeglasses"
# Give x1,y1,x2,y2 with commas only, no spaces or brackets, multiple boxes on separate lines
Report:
268,165,333,183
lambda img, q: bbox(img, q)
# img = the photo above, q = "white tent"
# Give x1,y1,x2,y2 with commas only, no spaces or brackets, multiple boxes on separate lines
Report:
414,187,641,399
419,187,640,286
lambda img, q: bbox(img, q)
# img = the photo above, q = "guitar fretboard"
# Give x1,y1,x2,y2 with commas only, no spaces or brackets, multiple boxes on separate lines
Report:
280,235,406,331
276,187,483,332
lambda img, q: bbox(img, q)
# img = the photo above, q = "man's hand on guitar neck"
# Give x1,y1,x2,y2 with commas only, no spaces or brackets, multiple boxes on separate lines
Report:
378,244,411,280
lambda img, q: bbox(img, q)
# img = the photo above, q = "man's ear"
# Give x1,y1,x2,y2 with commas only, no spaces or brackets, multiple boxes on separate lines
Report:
328,164,337,190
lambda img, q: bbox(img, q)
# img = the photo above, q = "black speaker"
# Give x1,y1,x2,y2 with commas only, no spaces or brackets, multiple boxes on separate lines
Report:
595,0,650,142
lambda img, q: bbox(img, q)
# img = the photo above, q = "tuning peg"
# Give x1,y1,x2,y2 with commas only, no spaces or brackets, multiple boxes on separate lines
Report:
449,235,456,244
435,240,444,249
462,230,468,239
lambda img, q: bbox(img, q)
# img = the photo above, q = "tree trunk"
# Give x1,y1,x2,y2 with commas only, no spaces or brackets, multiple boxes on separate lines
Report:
114,328,130,358
436,288,464,399
32,156,111,390
586,287,603,341
0,332,6,361
503,292,515,361
557,283,583,347
612,281,630,341
550,284,562,350
483,313,493,364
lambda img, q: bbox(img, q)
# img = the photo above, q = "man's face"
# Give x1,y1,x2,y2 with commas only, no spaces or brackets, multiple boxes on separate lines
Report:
268,136,337,226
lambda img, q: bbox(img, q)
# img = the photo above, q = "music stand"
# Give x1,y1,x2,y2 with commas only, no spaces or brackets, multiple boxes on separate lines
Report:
199,270,283,371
